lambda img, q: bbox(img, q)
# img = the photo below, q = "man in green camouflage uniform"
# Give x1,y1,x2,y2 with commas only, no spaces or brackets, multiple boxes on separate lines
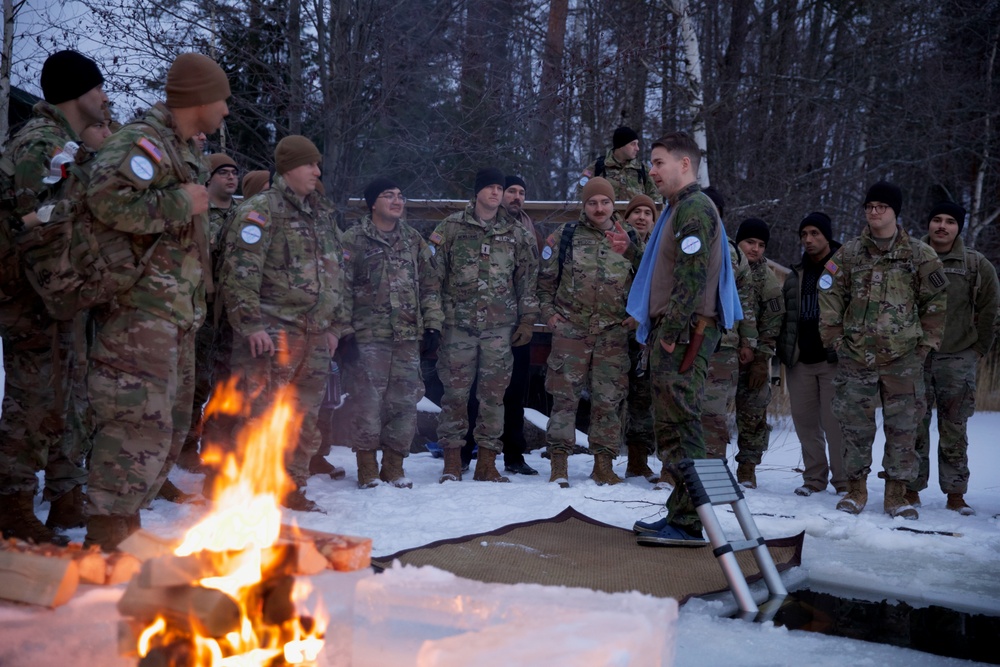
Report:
701,236,757,462
733,218,784,488
819,181,947,520
220,135,348,512
578,126,660,202
631,132,724,547
176,153,240,474
908,201,999,516
538,177,641,487
0,50,107,544
430,168,539,483
83,53,228,550
342,178,443,489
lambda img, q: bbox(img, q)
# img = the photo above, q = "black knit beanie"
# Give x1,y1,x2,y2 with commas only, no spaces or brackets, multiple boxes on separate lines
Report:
475,168,505,195
504,175,526,191
864,181,903,216
613,126,639,150
799,212,833,242
364,177,400,210
927,201,967,232
736,217,770,246
40,50,105,104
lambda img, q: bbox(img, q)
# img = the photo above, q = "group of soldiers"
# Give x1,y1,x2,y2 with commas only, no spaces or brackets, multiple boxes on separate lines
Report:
1,49,996,554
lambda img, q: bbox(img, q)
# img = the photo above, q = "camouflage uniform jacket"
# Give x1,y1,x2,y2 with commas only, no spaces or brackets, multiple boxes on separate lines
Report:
86,102,208,331
430,203,539,332
580,149,660,201
209,198,237,253
748,257,784,357
819,224,947,367
342,214,444,343
221,174,348,339
719,240,758,351
920,234,999,356
1,102,78,343
538,212,635,338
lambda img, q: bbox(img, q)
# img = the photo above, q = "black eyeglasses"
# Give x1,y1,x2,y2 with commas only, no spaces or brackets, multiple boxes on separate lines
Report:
863,204,888,214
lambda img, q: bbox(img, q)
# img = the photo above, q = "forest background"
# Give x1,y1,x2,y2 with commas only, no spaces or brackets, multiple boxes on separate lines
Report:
3,0,1000,269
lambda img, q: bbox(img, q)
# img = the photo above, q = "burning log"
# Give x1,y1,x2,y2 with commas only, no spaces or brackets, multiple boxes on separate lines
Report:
117,580,243,638
279,525,372,571
118,529,181,562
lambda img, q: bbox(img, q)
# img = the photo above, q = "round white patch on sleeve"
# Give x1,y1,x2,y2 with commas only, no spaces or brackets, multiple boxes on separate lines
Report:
819,274,833,290
541,246,553,260
130,155,154,181
240,224,263,245
680,236,702,254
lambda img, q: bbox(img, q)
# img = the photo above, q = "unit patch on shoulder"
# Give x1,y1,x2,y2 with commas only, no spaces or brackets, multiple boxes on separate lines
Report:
819,274,833,290
680,236,702,254
429,231,444,245
137,137,162,163
240,224,263,245
245,210,267,227
129,155,154,182
824,259,839,275
928,268,946,289
767,297,782,313
343,249,352,262
541,245,553,260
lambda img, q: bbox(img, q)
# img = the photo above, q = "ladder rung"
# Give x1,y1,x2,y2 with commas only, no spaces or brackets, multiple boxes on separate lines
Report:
712,537,765,557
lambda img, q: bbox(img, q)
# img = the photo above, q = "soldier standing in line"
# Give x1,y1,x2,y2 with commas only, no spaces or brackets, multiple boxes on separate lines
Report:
84,53,228,550
907,201,999,515
175,153,240,474
241,170,270,199
341,178,443,488
539,177,641,487
220,136,349,512
732,218,784,488
819,181,947,520
430,168,539,483
778,212,847,497
578,126,660,202
0,50,108,545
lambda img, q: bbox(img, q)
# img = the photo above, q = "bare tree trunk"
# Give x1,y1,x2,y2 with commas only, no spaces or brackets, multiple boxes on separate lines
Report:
670,0,709,185
970,28,998,249
0,0,16,151
287,0,302,134
529,0,568,198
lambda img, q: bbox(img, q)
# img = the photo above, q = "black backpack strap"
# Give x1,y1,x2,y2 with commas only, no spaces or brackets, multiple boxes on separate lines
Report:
594,157,605,178
556,222,577,287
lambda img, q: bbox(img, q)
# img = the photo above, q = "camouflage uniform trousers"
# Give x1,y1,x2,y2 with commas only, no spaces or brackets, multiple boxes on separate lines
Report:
87,308,196,517
546,329,630,457
229,325,330,488
437,326,513,453
625,336,655,456
912,348,978,494
832,355,925,482
46,312,93,501
652,323,722,533
347,340,423,455
0,322,86,497
734,361,772,466
701,347,738,460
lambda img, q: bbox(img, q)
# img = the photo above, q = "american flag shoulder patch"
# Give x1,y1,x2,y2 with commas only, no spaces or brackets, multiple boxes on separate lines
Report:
343,249,351,261
429,231,444,245
245,210,267,226
825,259,839,275
137,137,162,162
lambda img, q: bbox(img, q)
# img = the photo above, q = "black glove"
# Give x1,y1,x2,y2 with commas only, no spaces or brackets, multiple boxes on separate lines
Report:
825,347,838,364
421,328,441,356
338,333,360,363
747,352,770,390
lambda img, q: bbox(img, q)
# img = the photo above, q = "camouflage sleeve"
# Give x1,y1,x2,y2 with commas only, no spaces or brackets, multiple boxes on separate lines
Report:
339,227,358,337
818,248,848,350
10,135,61,217
536,226,562,324
658,201,714,345
220,199,271,337
621,224,644,271
514,225,540,325
86,130,193,235
734,248,758,348
429,220,449,287
755,265,785,356
973,253,1000,357
915,248,948,351
417,236,444,331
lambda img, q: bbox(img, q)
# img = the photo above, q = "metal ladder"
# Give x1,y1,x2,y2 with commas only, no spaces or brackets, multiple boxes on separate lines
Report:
679,457,788,619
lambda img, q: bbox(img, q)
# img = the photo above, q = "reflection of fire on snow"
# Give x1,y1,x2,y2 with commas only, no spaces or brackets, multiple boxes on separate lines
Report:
118,383,327,666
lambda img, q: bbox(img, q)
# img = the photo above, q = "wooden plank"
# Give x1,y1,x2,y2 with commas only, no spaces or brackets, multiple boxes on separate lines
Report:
106,553,143,585
76,552,107,585
138,549,253,589
279,525,372,572
0,550,79,607
117,530,179,562
117,580,241,638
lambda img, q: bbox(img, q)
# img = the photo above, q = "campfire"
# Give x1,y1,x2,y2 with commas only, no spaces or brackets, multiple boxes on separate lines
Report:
117,384,338,666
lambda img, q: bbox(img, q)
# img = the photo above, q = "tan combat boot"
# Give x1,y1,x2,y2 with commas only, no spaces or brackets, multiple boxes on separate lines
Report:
0,491,69,546
625,443,656,482
84,514,134,553
356,450,380,489
836,477,868,515
653,460,676,490
439,448,463,483
590,452,624,486
903,489,922,507
379,449,413,489
473,448,510,482
46,485,87,530
156,479,203,504
884,479,919,519
549,451,570,488
946,493,975,516
736,462,757,489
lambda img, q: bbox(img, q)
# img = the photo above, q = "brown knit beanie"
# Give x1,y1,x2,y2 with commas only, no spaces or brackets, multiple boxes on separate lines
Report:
241,170,270,198
625,194,656,221
207,153,237,176
275,135,321,174
580,176,615,203
165,53,231,108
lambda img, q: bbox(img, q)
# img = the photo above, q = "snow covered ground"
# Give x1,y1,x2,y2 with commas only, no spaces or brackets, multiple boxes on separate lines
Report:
1,388,998,665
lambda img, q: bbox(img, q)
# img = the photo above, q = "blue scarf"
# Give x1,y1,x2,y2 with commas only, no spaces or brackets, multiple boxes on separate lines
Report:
717,222,742,330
